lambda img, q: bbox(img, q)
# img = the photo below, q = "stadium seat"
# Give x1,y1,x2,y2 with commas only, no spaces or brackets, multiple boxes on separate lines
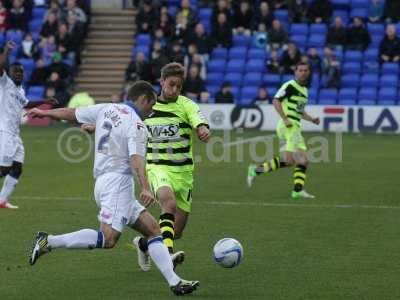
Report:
343,62,362,74
377,99,397,105
380,75,398,87
6,30,23,45
241,86,258,99
206,85,219,97
363,62,380,74
136,34,152,46
282,75,293,82
274,9,288,23
263,73,281,87
338,98,357,105
167,5,178,17
344,51,363,63
358,99,376,105
351,0,369,8
228,47,247,59
309,88,318,102
224,72,243,86
360,74,379,87
319,88,338,101
370,34,382,47
206,72,224,85
198,8,212,21
231,86,240,99
331,0,351,9
318,98,337,105
243,72,262,86
32,7,47,20
211,48,228,60
290,23,309,36
307,34,325,48
378,88,397,103
341,74,360,88
28,86,45,97
350,8,368,18
290,35,307,48
381,63,399,75
237,98,255,106
333,9,349,24
245,59,265,73
226,59,245,73
367,23,384,36
339,88,357,101
28,19,43,33
247,48,266,60
233,35,251,47
132,45,149,58
18,58,35,73
358,87,377,101
310,24,327,35
364,48,379,62
208,59,226,73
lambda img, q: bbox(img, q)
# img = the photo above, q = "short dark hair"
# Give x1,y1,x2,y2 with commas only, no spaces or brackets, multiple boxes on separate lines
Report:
128,80,156,102
295,62,310,70
161,62,185,80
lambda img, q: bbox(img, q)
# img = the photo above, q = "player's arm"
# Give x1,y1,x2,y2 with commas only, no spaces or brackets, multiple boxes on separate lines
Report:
24,97,59,109
185,101,211,142
302,111,320,125
27,107,77,122
273,98,292,128
0,41,15,75
130,155,154,207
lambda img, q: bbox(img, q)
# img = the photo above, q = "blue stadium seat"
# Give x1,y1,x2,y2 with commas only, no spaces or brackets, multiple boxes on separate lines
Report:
211,48,228,60
226,59,245,73
290,35,307,48
18,58,35,73
364,48,379,62
310,24,327,35
233,35,251,47
343,62,362,74
338,98,357,105
206,85,220,97
319,89,338,100
377,99,397,105
350,8,368,18
208,59,226,73
132,45,149,58
360,74,379,87
241,86,258,99
339,88,357,101
0,34,4,47
309,88,318,102
282,75,293,82
290,23,309,36
380,74,398,87
358,99,376,105
248,48,266,60
319,98,337,105
274,9,288,23
201,20,211,33
198,8,212,21
6,30,23,45
28,86,45,97
344,50,363,62
136,34,151,46
243,72,262,86
341,74,360,88
224,73,243,86
378,88,397,102
231,86,240,99
33,7,47,20
351,0,369,9
381,63,399,75
358,87,377,101
308,34,325,48
228,47,247,59
331,0,351,9
167,6,178,17
364,62,380,74
245,59,265,73
206,72,224,85
28,19,43,33
263,74,281,87
333,9,349,24
367,23,384,36
370,34,382,47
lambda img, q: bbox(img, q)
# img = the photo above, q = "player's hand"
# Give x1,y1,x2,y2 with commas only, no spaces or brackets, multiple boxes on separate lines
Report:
80,124,96,134
140,189,155,207
196,125,210,142
283,118,293,128
312,117,320,125
26,108,47,118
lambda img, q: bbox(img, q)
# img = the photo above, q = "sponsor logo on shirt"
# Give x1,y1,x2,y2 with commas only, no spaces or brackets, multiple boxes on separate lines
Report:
148,124,180,139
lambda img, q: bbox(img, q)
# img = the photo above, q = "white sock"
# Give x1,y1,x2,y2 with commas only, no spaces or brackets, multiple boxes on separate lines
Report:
48,229,104,249
148,236,181,287
0,175,18,200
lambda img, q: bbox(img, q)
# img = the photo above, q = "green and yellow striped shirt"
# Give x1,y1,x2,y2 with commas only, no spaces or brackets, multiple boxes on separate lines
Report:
145,95,208,172
274,79,308,128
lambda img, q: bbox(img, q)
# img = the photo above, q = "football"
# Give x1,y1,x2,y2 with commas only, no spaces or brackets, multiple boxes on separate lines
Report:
213,238,243,268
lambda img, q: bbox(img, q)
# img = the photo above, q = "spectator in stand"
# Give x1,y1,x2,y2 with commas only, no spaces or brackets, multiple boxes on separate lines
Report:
19,32,39,59
183,65,206,101
0,0,9,33
177,0,197,28
40,12,59,38
63,0,87,24
253,23,268,49
215,81,234,104
125,52,152,82
270,0,286,9
322,47,341,88
46,71,65,92
288,0,309,23
268,19,288,50
150,40,169,81
57,23,73,60
253,86,271,104
136,0,158,34
379,24,400,63
184,44,206,78
211,0,232,28
67,13,84,64
266,50,281,73
308,0,332,24
40,35,58,64
167,41,185,64
251,1,273,30
280,42,302,74
185,23,211,57
326,16,347,51
153,28,167,48
346,17,370,51
45,0,63,21
211,12,233,48
233,1,253,36
307,47,321,73
9,0,29,31
368,0,384,23
157,6,174,38
383,0,400,23
48,51,70,80
172,11,189,43
29,58,48,86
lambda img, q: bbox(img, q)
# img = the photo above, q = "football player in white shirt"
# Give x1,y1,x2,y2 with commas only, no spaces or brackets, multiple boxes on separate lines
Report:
26,81,199,296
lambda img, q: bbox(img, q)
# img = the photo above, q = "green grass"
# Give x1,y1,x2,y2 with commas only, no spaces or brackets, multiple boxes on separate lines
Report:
1,126,400,300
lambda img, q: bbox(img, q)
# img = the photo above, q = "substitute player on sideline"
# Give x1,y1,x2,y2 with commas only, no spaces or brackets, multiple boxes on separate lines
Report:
247,62,320,199
27,81,199,296
133,63,210,271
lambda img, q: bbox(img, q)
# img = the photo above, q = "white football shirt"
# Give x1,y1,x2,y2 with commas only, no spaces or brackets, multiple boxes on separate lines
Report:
0,72,29,136
75,103,147,178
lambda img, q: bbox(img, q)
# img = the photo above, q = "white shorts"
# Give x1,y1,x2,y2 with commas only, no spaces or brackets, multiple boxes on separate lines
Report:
94,172,145,232
0,131,25,166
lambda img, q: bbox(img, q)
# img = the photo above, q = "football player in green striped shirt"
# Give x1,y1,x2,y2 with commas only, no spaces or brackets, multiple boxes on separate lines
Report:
247,62,320,199
133,63,210,271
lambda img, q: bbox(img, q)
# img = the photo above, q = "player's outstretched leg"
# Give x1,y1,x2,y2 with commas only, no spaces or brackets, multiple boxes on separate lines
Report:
291,164,315,199
29,231,51,265
0,163,21,209
133,236,151,271
247,156,289,187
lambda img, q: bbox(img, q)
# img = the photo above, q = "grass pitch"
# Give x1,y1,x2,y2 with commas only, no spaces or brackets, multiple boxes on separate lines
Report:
0,125,399,300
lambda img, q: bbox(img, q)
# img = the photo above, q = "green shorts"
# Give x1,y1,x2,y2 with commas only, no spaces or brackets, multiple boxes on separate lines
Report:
276,121,307,152
147,167,193,213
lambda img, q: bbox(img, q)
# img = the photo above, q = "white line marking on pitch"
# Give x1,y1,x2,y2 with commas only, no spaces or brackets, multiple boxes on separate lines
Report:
13,196,400,210
223,134,276,147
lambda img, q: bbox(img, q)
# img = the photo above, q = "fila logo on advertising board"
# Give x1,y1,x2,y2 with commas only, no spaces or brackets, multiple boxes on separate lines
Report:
323,107,399,133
